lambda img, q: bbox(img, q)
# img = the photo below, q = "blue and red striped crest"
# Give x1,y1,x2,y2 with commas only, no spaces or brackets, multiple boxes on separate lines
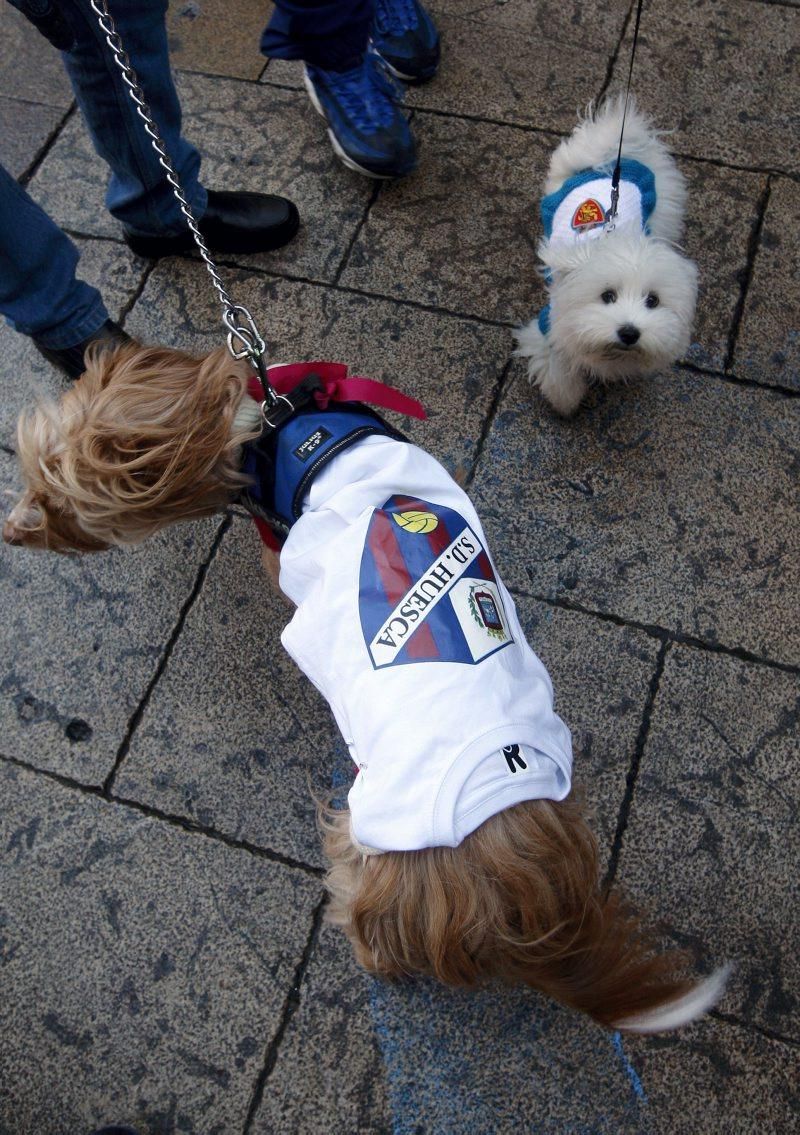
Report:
359,495,514,669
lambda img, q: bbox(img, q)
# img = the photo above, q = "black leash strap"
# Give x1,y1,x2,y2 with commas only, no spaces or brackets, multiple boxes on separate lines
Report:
608,0,646,223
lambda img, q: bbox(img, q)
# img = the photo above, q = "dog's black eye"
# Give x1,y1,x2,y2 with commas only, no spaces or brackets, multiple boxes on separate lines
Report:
645,292,660,309
601,290,617,304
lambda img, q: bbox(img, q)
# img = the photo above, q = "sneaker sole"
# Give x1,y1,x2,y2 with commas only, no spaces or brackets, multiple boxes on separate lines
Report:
370,45,440,85
302,68,405,180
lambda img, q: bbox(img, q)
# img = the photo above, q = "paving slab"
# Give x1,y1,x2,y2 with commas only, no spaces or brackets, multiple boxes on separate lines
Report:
470,364,800,666
0,482,223,785
403,11,618,131
0,2,73,108
340,114,552,323
166,0,266,80
733,177,800,391
250,922,392,1134
113,517,335,868
262,8,621,133
618,645,799,1039
0,95,63,179
513,596,659,849
361,968,784,1135
0,235,147,447
124,258,511,477
629,1015,800,1135
608,0,800,173
0,759,323,1135
27,72,374,283
680,158,765,373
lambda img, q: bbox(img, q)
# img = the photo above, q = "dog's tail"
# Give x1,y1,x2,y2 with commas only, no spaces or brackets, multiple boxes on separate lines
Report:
611,964,732,1034
324,797,730,1034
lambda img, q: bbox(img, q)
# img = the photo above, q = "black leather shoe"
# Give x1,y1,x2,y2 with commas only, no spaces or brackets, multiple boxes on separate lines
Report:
33,319,132,380
123,190,300,259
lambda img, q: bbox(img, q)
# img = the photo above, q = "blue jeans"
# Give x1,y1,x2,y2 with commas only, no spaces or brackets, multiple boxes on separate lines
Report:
262,0,374,70
1,0,205,348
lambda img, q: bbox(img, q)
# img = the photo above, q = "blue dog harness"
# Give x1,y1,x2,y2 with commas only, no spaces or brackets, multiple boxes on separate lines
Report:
240,365,412,539
537,157,657,336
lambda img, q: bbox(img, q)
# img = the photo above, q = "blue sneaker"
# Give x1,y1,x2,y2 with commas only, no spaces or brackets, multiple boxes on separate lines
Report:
371,0,441,84
303,55,417,179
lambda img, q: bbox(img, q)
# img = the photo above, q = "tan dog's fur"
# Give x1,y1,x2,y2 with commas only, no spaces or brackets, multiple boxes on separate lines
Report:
4,343,727,1032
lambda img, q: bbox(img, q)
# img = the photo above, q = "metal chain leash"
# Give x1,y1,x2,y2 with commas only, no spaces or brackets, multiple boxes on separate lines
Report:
88,0,277,405
606,0,646,228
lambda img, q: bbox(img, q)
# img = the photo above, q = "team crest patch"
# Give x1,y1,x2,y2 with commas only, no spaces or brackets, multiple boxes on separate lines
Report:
359,495,513,669
571,198,607,231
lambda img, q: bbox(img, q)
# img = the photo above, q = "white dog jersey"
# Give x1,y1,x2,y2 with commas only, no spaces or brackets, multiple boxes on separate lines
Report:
278,434,573,852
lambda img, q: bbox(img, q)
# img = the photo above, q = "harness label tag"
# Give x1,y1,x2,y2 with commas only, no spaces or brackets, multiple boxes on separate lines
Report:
294,426,332,462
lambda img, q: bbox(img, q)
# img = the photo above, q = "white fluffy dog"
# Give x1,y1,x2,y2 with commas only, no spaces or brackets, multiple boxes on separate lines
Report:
515,98,698,416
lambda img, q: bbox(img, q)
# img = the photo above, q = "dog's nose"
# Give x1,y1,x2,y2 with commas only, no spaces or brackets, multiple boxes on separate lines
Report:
617,324,641,346
2,519,22,546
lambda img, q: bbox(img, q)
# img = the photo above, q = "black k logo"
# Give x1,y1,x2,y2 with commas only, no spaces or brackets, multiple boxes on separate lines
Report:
503,744,527,773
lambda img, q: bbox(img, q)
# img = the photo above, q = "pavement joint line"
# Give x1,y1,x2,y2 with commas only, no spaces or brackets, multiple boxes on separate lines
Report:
189,254,518,331
241,894,329,1134
49,232,800,398
18,102,77,189
463,357,514,492
595,0,636,106
708,1008,800,1050
332,179,383,286
604,640,670,888
510,588,800,676
103,512,232,795
0,748,326,877
724,175,772,372
678,359,800,399
50,231,799,401
118,260,157,327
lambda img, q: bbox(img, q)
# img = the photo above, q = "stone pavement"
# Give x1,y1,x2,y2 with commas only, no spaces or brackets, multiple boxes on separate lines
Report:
1,0,798,1131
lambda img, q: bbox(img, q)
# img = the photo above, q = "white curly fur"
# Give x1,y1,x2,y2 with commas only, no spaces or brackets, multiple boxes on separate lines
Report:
515,98,698,416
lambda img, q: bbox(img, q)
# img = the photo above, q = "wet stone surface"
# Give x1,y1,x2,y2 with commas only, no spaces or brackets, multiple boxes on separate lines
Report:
0,503,222,785
470,364,800,666
733,177,800,391
0,760,322,1135
618,645,800,1039
250,923,392,1134
608,0,800,174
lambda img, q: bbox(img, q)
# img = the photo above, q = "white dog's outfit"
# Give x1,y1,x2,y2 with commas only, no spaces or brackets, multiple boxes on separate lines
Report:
242,363,573,853
536,157,656,336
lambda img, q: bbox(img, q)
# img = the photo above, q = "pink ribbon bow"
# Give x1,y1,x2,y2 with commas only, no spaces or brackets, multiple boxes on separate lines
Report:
246,360,427,420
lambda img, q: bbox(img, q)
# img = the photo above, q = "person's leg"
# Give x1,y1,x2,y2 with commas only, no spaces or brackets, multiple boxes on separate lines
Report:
57,0,299,255
262,0,373,69
59,0,205,237
263,0,417,179
0,162,109,347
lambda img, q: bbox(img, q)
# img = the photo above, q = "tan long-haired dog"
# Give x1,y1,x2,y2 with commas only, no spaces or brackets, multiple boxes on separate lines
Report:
4,343,728,1033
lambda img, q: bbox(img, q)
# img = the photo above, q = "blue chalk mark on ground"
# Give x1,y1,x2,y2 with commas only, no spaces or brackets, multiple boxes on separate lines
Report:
330,739,650,1132
613,1031,648,1104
